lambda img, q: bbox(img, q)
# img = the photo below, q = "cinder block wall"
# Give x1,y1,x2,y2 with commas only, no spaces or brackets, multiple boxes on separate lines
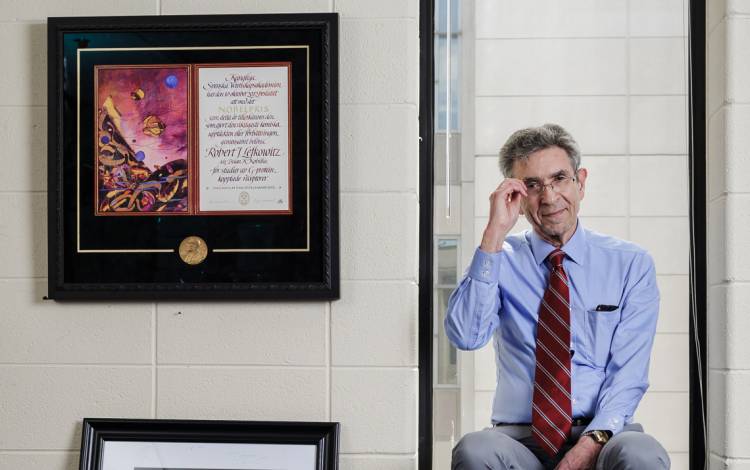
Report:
0,2,419,470
468,0,690,468
707,1,750,469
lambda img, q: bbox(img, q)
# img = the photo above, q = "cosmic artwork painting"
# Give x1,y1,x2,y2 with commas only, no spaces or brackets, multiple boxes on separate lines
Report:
95,66,190,215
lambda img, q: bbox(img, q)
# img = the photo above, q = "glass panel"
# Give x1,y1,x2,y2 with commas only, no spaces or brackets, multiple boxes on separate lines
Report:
434,0,461,131
431,0,692,465
436,288,458,385
437,238,458,285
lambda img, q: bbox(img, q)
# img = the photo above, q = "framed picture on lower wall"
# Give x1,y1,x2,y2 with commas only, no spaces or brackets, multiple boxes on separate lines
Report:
79,419,340,470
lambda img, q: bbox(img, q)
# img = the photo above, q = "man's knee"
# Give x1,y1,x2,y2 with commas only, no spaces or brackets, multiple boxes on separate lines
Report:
452,430,525,470
453,430,501,468
597,431,670,470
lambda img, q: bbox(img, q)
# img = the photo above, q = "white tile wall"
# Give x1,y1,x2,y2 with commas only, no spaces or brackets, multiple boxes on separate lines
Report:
723,105,750,193
339,19,418,105
708,197,727,284
629,0,687,37
727,18,750,104
721,284,750,370
331,281,418,366
160,0,330,14
0,280,152,364
0,452,78,470
670,452,689,470
340,193,418,280
577,216,629,240
708,20,727,117
708,0,727,34
708,285,728,370
156,302,327,365
0,0,155,19
157,367,327,421
629,155,689,216
0,106,46,192
722,373,750,458
709,370,727,459
633,391,689,452
708,2,750,465
331,368,418,453
339,456,417,470
339,104,418,192
473,156,501,218
710,454,727,470
0,366,152,449
335,0,418,18
0,194,46,278
475,39,627,96
629,96,689,155
656,275,689,333
629,38,687,95
630,217,690,275
579,156,628,217
708,107,727,200
649,333,689,392
725,194,750,281
475,0,627,39
708,283,750,371
0,23,46,106
0,2,421,469
475,96,628,155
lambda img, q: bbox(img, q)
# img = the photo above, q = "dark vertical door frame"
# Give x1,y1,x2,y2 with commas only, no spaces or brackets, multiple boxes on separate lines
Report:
417,1,707,469
688,0,707,468
418,0,434,468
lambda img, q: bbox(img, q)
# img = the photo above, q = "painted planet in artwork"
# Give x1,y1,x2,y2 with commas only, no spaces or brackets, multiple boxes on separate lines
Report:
134,150,146,162
164,74,178,89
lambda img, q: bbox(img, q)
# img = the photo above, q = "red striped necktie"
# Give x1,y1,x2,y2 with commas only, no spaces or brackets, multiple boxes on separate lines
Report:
531,248,573,456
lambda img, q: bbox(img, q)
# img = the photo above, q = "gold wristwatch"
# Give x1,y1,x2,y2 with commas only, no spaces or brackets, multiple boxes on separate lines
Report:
582,430,611,446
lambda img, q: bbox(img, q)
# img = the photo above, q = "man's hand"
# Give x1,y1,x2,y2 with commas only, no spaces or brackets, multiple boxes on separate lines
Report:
554,435,602,470
480,179,527,253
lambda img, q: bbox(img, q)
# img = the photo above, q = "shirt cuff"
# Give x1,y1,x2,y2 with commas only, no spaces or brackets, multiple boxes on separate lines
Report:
583,412,626,436
467,247,502,283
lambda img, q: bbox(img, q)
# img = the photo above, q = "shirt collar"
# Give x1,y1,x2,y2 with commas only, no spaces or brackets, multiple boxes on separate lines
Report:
527,219,587,267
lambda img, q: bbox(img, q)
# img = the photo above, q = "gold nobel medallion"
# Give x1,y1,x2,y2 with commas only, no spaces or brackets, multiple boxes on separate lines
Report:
178,236,208,265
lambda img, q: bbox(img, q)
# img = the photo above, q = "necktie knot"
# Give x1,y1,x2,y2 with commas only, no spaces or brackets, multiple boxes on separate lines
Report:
548,249,566,269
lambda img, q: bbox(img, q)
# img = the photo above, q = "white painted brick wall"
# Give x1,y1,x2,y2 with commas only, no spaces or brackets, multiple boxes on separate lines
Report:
708,0,750,468
0,1,420,469
470,0,691,467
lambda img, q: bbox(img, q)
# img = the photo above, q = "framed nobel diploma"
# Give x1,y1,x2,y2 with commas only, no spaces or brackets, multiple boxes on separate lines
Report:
47,14,339,299
79,418,339,470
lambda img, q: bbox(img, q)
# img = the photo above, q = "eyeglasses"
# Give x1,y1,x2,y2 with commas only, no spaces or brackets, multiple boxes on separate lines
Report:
523,173,577,197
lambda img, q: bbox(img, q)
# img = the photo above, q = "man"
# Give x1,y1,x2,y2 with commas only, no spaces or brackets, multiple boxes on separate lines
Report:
445,124,670,469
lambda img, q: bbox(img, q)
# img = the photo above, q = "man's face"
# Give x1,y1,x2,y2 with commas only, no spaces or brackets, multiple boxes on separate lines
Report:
511,145,587,246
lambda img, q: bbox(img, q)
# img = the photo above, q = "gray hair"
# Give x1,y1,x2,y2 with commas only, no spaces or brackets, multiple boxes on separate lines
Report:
498,123,581,178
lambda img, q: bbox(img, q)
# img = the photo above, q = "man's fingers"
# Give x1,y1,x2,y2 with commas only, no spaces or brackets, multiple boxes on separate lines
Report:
490,179,527,203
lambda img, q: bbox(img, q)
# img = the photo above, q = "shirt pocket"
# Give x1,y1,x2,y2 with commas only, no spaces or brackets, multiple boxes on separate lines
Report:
582,308,621,368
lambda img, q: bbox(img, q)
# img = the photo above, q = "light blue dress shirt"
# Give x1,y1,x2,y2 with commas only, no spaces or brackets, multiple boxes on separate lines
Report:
444,221,659,435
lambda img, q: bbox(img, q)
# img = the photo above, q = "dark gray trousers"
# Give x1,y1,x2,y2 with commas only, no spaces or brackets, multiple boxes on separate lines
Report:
452,423,670,470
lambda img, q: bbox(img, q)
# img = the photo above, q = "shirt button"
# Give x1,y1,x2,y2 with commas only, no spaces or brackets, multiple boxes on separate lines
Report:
483,259,490,267
482,270,489,277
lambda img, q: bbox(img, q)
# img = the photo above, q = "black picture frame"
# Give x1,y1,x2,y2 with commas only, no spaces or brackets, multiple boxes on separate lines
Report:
47,14,339,300
79,418,339,470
